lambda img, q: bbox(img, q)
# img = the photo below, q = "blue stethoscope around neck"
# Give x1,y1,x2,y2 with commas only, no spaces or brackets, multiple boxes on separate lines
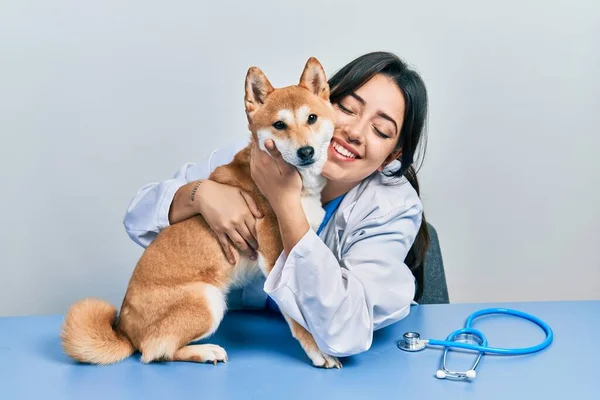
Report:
397,308,554,380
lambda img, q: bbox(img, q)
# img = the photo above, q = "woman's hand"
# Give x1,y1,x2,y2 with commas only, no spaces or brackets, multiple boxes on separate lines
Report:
250,140,303,213
195,180,263,264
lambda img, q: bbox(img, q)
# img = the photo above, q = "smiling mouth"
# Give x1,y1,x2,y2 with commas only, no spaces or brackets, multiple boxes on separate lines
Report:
330,139,361,161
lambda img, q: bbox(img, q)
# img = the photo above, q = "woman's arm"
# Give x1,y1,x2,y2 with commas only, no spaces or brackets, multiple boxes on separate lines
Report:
167,179,209,226
265,202,422,357
249,140,307,254
122,160,209,248
122,140,261,263
250,140,421,357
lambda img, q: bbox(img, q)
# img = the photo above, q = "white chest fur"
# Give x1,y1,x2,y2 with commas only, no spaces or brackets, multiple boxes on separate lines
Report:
301,194,326,232
230,256,261,288
299,167,327,232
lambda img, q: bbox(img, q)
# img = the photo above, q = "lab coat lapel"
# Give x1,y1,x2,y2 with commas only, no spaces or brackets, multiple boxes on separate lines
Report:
330,174,376,257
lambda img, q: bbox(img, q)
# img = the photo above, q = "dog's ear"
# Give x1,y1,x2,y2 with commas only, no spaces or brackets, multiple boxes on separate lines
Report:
245,66,274,119
299,57,330,101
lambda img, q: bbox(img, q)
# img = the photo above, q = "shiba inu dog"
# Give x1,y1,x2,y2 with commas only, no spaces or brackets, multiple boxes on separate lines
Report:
60,57,342,368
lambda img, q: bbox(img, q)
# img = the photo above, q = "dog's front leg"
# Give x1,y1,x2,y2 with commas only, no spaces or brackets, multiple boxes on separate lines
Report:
281,313,342,369
255,214,342,369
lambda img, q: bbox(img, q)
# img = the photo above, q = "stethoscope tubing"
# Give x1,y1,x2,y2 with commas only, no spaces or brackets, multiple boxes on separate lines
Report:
427,308,554,355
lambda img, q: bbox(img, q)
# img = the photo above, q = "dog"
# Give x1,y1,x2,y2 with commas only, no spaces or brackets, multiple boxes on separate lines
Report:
60,57,341,369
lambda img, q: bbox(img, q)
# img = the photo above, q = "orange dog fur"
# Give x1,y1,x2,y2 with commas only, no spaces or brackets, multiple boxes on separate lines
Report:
60,57,341,368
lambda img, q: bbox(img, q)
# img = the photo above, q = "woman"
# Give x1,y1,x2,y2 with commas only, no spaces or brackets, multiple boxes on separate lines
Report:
123,51,430,357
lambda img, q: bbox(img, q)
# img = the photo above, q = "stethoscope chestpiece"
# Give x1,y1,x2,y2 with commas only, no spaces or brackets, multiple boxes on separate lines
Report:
397,332,427,352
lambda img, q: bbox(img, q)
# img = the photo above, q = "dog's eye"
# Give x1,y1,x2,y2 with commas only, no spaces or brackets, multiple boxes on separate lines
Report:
307,114,318,124
273,121,286,130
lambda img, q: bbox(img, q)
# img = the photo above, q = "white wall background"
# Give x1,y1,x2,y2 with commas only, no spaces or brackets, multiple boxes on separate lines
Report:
1,0,598,316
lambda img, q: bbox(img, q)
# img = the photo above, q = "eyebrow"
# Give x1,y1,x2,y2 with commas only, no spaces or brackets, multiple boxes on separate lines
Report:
350,92,399,135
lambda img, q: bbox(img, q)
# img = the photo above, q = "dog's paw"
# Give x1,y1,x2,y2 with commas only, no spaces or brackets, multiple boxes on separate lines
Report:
200,344,228,366
175,344,228,365
308,349,342,369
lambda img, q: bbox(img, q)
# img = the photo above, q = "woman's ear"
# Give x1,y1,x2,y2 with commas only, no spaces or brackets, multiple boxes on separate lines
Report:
378,150,402,172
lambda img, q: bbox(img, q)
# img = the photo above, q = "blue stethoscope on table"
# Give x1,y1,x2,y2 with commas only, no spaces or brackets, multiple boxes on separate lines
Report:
397,308,554,380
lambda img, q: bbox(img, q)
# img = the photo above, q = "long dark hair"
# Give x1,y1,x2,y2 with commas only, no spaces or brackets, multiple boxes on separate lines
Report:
327,51,430,301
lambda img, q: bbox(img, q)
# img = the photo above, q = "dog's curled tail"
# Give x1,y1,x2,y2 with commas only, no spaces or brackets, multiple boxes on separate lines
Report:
61,298,135,365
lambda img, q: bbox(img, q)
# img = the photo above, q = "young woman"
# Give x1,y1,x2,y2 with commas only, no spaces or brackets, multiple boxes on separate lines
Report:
122,51,430,357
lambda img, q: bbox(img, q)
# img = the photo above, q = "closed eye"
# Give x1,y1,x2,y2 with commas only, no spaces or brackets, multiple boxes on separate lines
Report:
338,103,354,114
373,126,391,139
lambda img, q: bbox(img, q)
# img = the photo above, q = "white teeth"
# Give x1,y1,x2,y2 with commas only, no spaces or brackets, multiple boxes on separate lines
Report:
332,141,357,159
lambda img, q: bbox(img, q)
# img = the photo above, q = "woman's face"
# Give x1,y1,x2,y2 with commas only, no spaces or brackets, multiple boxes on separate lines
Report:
321,73,405,184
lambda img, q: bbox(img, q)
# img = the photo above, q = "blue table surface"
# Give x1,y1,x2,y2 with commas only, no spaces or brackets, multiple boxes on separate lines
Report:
1,300,598,399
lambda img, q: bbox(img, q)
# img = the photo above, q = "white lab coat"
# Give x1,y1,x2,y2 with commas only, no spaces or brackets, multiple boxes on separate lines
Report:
123,140,423,357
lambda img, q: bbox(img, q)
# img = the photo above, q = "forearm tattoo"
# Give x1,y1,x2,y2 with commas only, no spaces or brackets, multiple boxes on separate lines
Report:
190,181,202,202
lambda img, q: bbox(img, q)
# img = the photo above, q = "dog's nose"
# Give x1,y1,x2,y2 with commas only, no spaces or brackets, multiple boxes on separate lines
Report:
297,146,315,161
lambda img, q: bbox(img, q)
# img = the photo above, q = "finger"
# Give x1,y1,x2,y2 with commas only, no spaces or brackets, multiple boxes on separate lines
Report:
217,234,237,264
227,230,252,256
270,147,293,174
265,139,282,158
240,190,263,219
245,218,259,251
239,218,257,249
236,222,258,256
261,140,288,174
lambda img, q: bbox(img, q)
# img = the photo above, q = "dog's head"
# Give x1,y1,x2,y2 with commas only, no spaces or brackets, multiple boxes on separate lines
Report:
244,57,335,173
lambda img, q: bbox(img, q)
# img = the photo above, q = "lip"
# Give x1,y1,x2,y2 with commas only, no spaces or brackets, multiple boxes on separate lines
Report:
329,137,361,162
331,137,361,158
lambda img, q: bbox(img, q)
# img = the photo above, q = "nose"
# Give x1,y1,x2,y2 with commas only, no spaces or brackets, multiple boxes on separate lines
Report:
297,146,315,161
344,123,364,145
